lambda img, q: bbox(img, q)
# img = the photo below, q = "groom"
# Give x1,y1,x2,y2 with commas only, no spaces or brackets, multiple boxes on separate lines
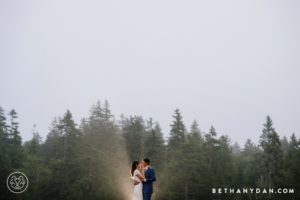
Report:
142,158,156,200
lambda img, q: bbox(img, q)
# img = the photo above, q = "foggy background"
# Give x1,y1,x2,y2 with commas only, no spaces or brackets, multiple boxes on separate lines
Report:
1,0,299,145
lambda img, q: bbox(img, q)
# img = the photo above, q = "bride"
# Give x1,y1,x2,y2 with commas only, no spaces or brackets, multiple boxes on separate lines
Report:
130,161,145,200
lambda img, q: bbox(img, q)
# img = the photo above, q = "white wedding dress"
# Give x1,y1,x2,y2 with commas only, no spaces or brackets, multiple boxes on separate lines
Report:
132,169,143,200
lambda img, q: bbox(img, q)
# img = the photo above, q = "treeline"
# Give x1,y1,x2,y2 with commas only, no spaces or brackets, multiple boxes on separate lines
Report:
0,101,299,200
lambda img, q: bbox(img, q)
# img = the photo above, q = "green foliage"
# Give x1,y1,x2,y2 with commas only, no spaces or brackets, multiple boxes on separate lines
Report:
259,116,283,188
142,119,165,171
168,109,186,149
122,116,145,161
0,105,299,200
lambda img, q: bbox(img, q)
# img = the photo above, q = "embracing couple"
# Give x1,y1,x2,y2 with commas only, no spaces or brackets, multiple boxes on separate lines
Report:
130,158,156,200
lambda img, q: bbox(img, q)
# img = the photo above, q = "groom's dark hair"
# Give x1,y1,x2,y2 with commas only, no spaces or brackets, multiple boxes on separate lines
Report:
143,158,150,165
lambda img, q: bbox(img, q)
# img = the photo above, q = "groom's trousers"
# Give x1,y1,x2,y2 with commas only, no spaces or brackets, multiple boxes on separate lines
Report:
143,193,152,200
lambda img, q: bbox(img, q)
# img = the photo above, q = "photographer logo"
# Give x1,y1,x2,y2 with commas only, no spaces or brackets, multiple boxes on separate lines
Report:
6,172,29,193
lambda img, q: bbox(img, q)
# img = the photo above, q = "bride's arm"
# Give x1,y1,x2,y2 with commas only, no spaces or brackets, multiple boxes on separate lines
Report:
136,169,145,182
130,170,140,185
136,173,145,182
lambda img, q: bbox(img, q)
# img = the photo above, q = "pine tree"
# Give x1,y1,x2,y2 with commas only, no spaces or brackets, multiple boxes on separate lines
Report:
184,120,206,199
259,116,283,188
0,106,8,157
43,118,64,159
204,126,219,168
282,134,300,199
188,120,202,144
0,106,8,140
7,109,23,169
0,107,11,199
204,126,219,188
159,109,187,200
89,100,115,131
42,110,82,200
22,126,51,200
81,101,131,200
169,109,186,149
90,100,104,121
122,116,145,161
280,136,289,155
142,121,165,171
103,100,114,124
243,139,262,186
218,135,233,185
25,125,42,155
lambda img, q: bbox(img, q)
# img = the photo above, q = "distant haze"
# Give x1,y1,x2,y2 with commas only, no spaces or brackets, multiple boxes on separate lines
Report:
1,0,299,145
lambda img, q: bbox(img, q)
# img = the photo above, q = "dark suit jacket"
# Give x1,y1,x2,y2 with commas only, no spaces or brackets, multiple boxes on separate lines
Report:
142,167,156,194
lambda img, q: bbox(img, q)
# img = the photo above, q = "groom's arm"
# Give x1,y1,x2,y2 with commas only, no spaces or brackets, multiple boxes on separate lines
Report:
144,169,156,184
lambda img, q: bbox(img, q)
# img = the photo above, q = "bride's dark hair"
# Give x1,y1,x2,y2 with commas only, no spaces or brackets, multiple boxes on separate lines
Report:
131,161,139,176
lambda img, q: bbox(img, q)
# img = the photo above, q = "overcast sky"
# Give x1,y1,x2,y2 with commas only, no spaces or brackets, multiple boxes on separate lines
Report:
1,0,299,145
